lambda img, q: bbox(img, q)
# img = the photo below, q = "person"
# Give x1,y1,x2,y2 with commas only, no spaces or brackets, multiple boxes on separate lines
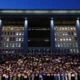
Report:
2,74,6,80
65,72,68,80
18,73,21,80
50,73,54,80
57,73,60,80
34,73,39,80
54,73,58,80
10,73,13,80
68,72,71,80
0,74,2,80
43,73,47,80
60,72,65,80
23,74,28,80
5,74,9,80
31,73,34,80
46,73,50,80
13,74,17,80
39,74,43,80
77,72,80,80
71,73,75,80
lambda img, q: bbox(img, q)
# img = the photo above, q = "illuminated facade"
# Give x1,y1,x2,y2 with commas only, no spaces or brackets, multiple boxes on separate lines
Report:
0,10,80,54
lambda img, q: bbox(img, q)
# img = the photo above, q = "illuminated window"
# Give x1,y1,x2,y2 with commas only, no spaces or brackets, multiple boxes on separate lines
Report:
7,38,9,41
55,38,57,41
6,43,8,47
16,32,18,35
63,38,65,41
74,27,76,30
62,27,64,30
12,43,15,47
71,27,73,30
74,32,77,35
58,43,60,47
65,27,67,30
69,38,71,41
16,38,18,41
11,27,14,30
60,38,62,41
18,43,21,47
66,38,68,41
19,38,21,41
19,32,21,35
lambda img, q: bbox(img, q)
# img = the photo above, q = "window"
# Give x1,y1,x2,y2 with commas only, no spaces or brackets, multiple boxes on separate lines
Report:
19,32,21,35
16,38,18,41
16,32,18,35
76,49,79,53
76,43,78,47
22,32,24,35
6,43,8,47
7,37,9,41
74,32,77,35
12,43,15,47
11,27,14,30
69,38,71,41
60,38,62,41
18,43,21,47
22,38,24,41
63,38,65,41
66,38,68,41
58,43,60,47
19,38,21,41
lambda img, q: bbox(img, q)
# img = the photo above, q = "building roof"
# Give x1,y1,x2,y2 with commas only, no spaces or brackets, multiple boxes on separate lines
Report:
0,9,80,14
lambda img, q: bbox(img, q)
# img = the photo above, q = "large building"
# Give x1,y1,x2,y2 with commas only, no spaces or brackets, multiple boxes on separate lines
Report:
0,9,80,54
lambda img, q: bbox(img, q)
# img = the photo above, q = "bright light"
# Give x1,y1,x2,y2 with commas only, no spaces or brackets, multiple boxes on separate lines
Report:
76,19,79,26
0,19,2,24
25,19,28,28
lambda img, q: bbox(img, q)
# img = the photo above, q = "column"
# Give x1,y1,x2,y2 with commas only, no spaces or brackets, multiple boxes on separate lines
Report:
50,18,56,54
23,18,28,54
0,19,2,53
76,18,80,53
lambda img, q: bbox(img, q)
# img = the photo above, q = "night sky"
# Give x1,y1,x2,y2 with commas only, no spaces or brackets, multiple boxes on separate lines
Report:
0,0,80,9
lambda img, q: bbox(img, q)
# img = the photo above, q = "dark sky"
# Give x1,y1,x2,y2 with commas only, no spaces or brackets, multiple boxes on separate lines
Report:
0,0,80,9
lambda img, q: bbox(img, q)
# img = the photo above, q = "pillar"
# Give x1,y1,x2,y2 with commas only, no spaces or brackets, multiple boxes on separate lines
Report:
23,18,28,54
50,18,56,54
76,18,80,53
0,19,2,53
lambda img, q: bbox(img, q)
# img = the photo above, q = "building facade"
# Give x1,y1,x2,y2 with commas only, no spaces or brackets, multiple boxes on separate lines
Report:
0,9,80,54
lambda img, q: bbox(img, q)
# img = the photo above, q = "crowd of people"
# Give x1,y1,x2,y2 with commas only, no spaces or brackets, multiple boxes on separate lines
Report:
0,53,80,80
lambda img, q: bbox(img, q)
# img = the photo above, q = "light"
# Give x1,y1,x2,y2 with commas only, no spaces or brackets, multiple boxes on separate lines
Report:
25,19,28,28
51,19,54,28
44,39,49,42
28,40,30,42
0,19,2,24
76,19,79,26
